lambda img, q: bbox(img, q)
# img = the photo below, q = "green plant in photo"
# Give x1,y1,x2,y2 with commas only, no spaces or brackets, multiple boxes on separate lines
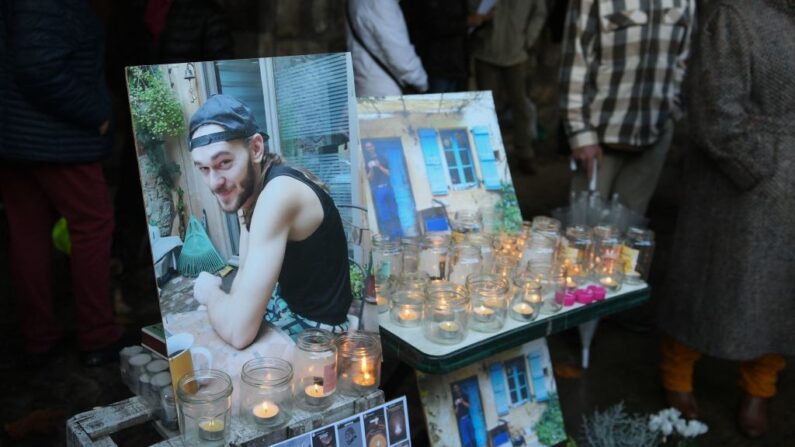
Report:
534,395,567,446
496,181,522,233
127,66,186,236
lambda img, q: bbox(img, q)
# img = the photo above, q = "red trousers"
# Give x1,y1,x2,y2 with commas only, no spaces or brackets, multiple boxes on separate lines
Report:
0,161,122,352
661,335,786,398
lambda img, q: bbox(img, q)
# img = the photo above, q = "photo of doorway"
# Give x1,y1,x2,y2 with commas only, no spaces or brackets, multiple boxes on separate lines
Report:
450,376,488,447
362,138,419,239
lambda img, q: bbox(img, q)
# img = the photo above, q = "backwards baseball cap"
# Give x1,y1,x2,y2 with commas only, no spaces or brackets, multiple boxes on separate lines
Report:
188,94,269,151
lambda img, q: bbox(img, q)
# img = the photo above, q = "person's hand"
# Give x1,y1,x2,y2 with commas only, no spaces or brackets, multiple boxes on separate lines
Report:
455,398,463,405
572,144,603,181
467,12,493,28
98,120,110,136
194,272,222,305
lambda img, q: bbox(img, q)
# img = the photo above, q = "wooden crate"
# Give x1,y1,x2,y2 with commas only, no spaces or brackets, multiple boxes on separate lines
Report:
67,391,385,446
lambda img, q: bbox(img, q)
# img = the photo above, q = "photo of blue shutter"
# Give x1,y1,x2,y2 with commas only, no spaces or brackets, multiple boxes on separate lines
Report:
471,126,501,190
418,128,449,195
489,363,510,416
528,352,549,402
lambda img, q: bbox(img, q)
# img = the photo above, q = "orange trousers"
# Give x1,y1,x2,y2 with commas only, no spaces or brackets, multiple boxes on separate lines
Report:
660,335,786,398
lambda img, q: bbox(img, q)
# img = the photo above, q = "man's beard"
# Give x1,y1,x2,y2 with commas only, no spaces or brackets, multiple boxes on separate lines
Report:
216,161,256,213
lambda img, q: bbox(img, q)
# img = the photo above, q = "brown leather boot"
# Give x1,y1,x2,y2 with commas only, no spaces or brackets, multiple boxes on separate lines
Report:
665,390,699,420
738,393,769,438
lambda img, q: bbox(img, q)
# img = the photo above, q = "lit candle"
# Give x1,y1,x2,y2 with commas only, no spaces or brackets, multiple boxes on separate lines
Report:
252,400,280,426
198,418,225,441
565,276,577,289
527,292,542,304
472,304,495,322
398,307,419,322
352,357,376,387
512,302,534,316
600,276,617,288
438,320,461,339
304,383,329,406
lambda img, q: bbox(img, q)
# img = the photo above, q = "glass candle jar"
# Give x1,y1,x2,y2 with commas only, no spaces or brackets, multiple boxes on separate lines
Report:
239,357,293,430
465,233,495,273
160,387,179,431
419,233,451,280
621,227,655,285
479,204,504,235
451,209,482,243
527,263,561,314
510,276,542,323
490,253,519,285
401,236,421,274
562,225,592,276
595,257,624,292
423,286,469,345
176,369,233,446
294,329,337,410
521,217,561,269
554,272,579,307
371,234,403,313
591,225,622,278
389,289,425,328
466,274,509,333
448,243,483,286
398,271,430,292
337,332,382,397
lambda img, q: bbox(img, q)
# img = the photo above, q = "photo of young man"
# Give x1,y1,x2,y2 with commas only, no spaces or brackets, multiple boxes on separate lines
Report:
189,94,353,348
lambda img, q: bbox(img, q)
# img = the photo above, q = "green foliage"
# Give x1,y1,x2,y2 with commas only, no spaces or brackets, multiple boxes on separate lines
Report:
534,395,567,446
496,181,523,233
349,261,365,301
127,66,185,188
127,66,185,141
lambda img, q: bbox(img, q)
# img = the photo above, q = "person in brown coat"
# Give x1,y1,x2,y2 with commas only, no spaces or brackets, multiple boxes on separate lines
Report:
657,0,795,438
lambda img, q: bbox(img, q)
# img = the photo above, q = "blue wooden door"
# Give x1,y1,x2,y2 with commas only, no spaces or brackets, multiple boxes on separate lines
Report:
367,138,419,237
452,377,488,447
528,352,549,402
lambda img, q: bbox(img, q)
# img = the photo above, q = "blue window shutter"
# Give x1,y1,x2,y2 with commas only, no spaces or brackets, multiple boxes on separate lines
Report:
418,128,448,195
489,364,510,416
471,126,500,190
528,352,549,402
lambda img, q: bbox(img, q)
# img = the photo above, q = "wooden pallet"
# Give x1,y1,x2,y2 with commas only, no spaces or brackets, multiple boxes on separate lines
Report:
67,391,385,446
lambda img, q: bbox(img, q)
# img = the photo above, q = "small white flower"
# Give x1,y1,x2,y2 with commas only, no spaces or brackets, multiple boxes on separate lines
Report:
675,419,688,436
661,420,673,436
685,420,708,437
649,415,662,431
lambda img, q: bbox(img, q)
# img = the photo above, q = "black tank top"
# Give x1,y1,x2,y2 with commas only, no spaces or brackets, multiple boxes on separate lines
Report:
263,164,352,325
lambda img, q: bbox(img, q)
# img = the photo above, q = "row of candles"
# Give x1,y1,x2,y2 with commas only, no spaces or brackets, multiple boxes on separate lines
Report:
175,330,381,445
372,215,655,345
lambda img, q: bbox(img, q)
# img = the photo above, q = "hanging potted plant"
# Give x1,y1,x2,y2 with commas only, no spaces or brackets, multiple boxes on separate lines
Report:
127,66,186,237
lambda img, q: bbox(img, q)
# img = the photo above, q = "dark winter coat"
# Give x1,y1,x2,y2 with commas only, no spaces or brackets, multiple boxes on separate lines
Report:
658,0,795,360
0,0,112,163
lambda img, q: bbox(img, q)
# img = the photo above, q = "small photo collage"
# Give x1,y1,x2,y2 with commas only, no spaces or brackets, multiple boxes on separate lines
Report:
273,397,411,447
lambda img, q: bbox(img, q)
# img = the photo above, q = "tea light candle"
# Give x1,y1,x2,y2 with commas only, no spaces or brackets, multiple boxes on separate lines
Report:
472,304,495,322
398,307,419,322
600,276,618,288
252,400,280,425
198,418,225,441
565,276,577,289
438,320,461,339
512,302,534,316
304,383,329,406
527,292,543,304
588,285,606,301
575,289,594,305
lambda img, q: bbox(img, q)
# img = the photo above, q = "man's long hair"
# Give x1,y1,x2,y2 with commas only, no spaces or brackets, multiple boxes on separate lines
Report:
241,136,330,230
